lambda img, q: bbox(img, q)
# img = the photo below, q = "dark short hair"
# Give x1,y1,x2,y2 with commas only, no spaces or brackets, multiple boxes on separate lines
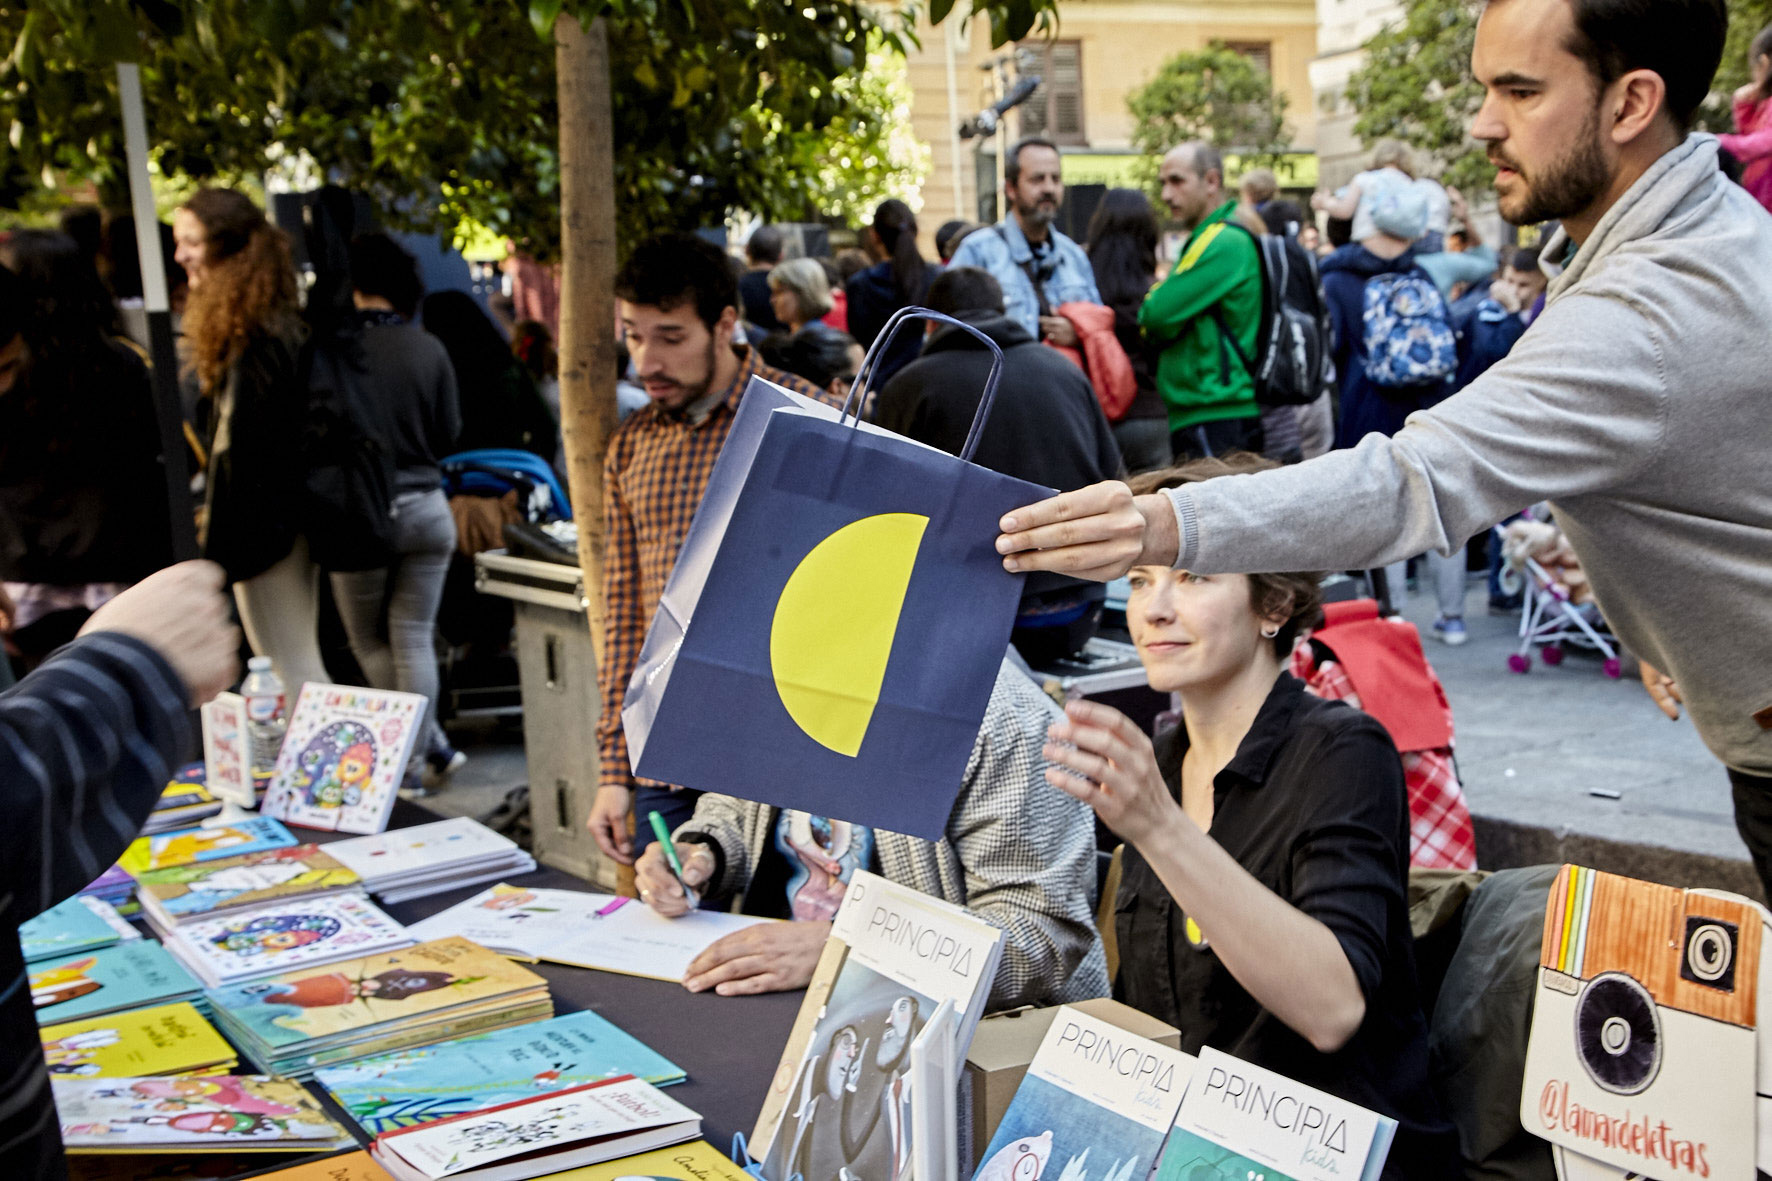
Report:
925,267,1006,317
1129,454,1325,658
934,219,975,260
615,233,739,331
1507,244,1543,273
1171,141,1224,184
746,225,783,265
1005,136,1060,185
348,232,424,319
1532,0,1727,133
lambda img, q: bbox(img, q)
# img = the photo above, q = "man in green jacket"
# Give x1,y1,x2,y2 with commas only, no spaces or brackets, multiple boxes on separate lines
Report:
1140,142,1263,460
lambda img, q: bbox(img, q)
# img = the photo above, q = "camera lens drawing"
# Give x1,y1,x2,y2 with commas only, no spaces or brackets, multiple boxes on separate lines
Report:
1684,921,1734,985
1574,972,1663,1095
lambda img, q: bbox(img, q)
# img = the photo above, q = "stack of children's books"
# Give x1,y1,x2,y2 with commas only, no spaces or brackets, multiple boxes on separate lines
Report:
134,843,364,932
158,893,413,989
41,1000,237,1078
327,817,536,904
142,767,226,834
205,936,553,1080
367,1074,701,1181
32,940,208,1025
117,816,299,879
54,1074,355,1154
20,895,140,964
317,1010,687,1135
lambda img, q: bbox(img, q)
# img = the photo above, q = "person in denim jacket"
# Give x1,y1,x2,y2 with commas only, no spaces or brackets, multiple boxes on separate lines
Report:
947,137,1102,343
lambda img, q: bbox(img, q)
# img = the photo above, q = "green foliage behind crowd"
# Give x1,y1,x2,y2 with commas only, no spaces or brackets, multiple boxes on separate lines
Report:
1345,0,1772,194
0,0,987,257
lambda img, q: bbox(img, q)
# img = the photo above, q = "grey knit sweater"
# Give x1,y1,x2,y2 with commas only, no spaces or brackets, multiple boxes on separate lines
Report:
1169,136,1772,776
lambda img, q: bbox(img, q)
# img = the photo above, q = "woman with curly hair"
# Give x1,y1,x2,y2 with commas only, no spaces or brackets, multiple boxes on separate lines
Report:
175,187,327,692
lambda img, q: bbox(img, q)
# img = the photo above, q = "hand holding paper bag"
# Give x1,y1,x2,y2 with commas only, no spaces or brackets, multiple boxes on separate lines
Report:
621,309,1051,840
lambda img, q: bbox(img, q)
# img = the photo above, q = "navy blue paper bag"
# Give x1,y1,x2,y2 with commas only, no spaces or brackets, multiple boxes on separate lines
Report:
623,310,1049,840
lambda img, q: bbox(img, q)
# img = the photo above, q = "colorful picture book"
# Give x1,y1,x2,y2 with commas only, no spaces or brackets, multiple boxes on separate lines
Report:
201,692,258,808
977,1005,1193,1181
754,869,1007,1172
144,769,226,834
368,1075,700,1181
42,1001,236,1078
54,1074,354,1153
262,683,426,835
136,843,363,928
205,936,553,1079
327,818,536,904
118,817,298,877
1155,1047,1397,1181
540,1140,755,1181
318,1010,688,1136
162,893,413,988
33,941,206,1025
20,895,140,963
403,883,772,981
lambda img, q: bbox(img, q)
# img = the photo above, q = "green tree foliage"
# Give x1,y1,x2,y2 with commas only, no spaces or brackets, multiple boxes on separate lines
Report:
1127,43,1291,180
1344,0,1772,189
1342,0,1490,193
0,0,1021,255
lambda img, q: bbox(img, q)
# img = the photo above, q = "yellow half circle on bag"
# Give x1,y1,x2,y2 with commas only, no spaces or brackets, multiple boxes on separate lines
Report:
769,512,930,757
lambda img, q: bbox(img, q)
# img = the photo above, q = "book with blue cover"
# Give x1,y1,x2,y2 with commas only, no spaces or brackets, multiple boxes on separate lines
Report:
118,817,298,877
316,1010,688,1135
974,1005,1192,1181
19,896,139,963
31,940,206,1025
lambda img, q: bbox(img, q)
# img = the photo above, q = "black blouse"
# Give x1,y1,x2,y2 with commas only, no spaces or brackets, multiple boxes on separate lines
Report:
1113,673,1458,1179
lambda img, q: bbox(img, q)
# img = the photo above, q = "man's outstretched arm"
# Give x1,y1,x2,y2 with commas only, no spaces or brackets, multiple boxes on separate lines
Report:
998,290,1666,579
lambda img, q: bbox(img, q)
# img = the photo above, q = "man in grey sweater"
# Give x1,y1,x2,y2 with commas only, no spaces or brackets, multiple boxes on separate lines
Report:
996,0,1772,889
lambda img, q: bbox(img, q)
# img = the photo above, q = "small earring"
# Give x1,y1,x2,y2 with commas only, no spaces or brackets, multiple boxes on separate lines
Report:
1261,625,1281,639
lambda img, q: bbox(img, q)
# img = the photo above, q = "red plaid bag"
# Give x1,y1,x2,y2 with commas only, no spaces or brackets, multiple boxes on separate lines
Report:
1290,641,1477,871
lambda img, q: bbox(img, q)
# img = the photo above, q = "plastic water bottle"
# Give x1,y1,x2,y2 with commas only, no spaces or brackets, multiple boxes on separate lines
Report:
240,656,288,772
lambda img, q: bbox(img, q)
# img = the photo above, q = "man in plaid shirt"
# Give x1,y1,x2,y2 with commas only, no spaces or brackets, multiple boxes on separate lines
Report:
588,233,828,866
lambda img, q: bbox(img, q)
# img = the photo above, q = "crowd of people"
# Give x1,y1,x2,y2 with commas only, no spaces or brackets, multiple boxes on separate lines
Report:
2,0,1771,1175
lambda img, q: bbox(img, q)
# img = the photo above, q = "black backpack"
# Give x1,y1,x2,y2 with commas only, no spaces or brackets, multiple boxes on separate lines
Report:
1212,226,1334,407
298,337,399,572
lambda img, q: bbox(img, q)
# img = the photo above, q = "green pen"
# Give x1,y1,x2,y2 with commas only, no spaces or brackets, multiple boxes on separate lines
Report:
648,811,692,897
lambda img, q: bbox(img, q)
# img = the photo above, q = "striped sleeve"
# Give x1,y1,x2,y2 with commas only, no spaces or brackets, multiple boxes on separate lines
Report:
0,632,193,1174
0,632,194,918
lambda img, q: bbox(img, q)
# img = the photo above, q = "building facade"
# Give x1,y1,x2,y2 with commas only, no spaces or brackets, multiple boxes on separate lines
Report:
904,0,1321,252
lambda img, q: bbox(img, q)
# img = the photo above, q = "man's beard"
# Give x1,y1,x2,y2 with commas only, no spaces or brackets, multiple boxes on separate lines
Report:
1492,107,1611,226
1015,195,1058,231
655,336,718,413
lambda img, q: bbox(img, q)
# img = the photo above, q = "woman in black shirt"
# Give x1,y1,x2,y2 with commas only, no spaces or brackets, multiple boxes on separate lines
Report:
1042,454,1457,1179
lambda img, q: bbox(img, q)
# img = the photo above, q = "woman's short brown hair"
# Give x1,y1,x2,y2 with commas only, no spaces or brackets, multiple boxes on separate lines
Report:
1128,454,1324,657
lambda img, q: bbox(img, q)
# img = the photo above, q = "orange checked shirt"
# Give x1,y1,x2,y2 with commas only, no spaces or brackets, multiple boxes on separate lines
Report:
597,346,830,793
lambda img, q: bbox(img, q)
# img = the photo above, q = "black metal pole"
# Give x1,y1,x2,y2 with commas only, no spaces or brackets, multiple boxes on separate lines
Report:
117,62,198,562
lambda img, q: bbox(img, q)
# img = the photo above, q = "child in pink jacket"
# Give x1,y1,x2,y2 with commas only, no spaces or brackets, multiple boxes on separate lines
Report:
1720,26,1772,215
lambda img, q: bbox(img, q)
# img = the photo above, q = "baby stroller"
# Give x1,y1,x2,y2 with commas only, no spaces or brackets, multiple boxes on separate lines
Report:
434,449,572,724
1494,516,1622,678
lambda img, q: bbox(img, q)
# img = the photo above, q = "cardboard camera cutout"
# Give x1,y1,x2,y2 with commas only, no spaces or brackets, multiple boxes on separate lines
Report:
1521,865,1761,1180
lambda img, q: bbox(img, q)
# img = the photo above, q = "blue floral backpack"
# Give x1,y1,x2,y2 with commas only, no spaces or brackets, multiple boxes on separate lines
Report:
1360,268,1458,388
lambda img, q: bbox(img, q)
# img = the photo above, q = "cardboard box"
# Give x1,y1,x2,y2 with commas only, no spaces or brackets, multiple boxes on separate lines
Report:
963,998,1180,1161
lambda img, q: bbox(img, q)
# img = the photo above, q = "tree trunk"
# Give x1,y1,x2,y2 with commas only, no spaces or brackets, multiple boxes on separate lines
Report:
555,13,620,664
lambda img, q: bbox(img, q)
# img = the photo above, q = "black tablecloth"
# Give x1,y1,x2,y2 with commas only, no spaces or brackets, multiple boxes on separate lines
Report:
234,801,804,1172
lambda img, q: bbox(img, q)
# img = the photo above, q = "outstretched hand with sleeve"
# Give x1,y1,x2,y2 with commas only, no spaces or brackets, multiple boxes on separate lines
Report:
996,481,1178,581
